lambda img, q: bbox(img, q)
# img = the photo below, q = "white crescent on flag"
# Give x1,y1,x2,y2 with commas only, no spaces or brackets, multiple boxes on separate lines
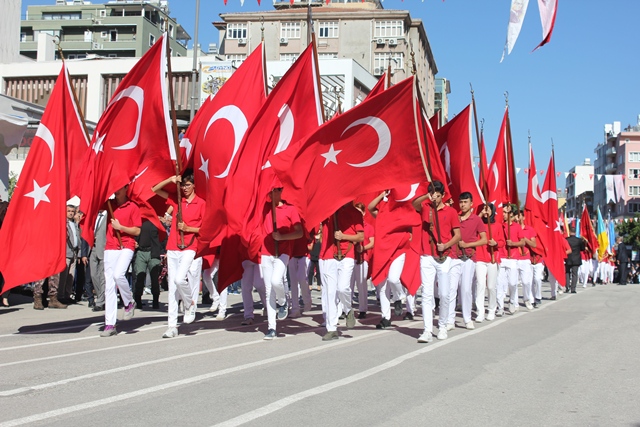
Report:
35,124,55,172
204,105,248,179
110,86,144,151
343,116,391,168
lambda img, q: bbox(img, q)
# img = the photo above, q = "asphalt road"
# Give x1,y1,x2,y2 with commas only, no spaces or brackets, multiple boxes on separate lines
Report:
0,281,638,427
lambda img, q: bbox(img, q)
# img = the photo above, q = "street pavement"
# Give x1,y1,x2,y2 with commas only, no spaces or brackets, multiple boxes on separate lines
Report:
0,282,639,427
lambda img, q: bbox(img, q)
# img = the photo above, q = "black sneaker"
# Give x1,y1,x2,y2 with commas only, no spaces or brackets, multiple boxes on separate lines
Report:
394,300,403,316
376,318,392,329
357,311,367,319
276,302,288,320
550,296,556,300
403,312,414,321
92,305,105,312
263,329,277,340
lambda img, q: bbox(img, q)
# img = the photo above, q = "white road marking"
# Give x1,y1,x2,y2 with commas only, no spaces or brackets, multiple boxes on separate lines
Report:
0,331,382,427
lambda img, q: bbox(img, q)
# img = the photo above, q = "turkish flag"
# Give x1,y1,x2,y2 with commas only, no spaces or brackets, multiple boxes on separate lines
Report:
580,204,598,253
429,110,441,132
478,132,492,201
524,145,547,258
418,104,451,200
434,104,484,208
224,42,323,256
540,151,567,286
187,43,267,250
366,72,389,100
79,34,174,247
0,64,89,290
487,107,518,209
269,76,428,231
178,95,212,173
370,184,421,286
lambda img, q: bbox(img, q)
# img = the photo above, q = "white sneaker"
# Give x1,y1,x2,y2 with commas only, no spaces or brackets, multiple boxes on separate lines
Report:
209,300,219,313
582,284,587,288
162,327,178,338
495,309,504,317
417,331,433,343
184,302,197,324
508,303,518,315
446,323,455,331
475,315,485,323
486,312,495,321
465,321,475,330
215,311,226,320
525,301,533,311
437,329,448,340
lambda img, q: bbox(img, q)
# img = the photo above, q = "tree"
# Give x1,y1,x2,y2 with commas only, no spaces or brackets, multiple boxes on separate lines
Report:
615,216,640,248
7,171,17,201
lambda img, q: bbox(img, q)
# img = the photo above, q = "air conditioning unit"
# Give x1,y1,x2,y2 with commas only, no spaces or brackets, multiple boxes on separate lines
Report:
388,38,398,46
373,67,383,76
92,42,102,49
280,37,288,44
238,38,247,45
99,9,107,18
375,38,385,45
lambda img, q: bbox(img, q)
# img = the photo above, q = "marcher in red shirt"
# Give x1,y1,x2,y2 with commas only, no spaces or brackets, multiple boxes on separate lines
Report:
475,203,503,321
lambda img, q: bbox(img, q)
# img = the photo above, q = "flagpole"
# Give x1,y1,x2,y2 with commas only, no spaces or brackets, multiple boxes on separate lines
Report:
470,84,494,263
189,0,200,122
164,29,186,249
410,48,445,262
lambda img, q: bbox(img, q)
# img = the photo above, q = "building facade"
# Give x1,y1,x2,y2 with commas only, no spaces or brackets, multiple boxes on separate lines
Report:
20,0,190,60
214,0,438,115
594,119,640,219
564,158,594,219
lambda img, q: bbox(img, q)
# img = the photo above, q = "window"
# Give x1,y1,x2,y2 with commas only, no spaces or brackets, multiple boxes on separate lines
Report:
280,53,299,62
629,203,640,213
226,54,246,66
630,152,640,162
227,23,247,40
629,186,640,196
281,22,301,39
319,21,338,38
374,52,404,70
110,30,118,42
374,20,404,38
630,169,640,179
168,24,174,38
318,53,338,59
149,34,155,46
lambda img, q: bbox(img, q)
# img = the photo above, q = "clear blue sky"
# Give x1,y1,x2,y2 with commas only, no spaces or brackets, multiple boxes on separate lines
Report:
22,0,640,194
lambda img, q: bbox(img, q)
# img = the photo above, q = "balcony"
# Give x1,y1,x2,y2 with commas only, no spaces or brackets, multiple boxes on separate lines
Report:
605,163,617,174
606,146,617,157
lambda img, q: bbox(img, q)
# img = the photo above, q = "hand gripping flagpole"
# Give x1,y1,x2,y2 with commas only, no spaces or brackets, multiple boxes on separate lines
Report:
164,26,186,250
470,84,495,264
410,46,445,263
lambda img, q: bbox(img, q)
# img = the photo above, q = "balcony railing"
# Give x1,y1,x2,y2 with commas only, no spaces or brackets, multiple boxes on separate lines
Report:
606,146,617,157
605,163,617,174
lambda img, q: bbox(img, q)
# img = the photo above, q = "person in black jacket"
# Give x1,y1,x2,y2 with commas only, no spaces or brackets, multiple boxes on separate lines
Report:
565,225,586,293
616,236,629,286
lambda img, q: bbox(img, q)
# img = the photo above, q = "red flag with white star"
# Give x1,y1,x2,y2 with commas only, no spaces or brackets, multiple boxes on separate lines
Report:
269,76,427,231
79,34,174,247
540,150,567,286
0,64,89,290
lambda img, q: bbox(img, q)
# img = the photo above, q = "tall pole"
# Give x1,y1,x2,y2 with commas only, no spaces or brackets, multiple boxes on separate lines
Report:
189,0,200,122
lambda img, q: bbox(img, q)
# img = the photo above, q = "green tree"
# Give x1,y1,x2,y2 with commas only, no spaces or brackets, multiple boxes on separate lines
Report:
615,215,640,248
7,171,17,201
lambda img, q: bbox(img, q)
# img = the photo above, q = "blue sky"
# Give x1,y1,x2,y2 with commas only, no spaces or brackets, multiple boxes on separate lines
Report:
22,0,640,193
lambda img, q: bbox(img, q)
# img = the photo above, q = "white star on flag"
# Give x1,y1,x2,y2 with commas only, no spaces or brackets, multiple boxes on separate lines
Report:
199,153,210,180
92,132,105,155
180,137,193,160
321,144,342,167
24,180,51,209
554,219,563,233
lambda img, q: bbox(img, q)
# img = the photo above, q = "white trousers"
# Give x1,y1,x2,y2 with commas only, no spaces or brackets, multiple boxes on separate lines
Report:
578,260,591,286
289,256,312,312
167,250,202,327
497,258,518,310
549,271,558,297
532,262,545,300
319,258,354,332
517,259,534,303
446,259,463,325
475,261,498,318
457,259,476,323
241,260,265,320
351,260,370,313
261,254,290,331
104,249,134,327
420,255,453,332
379,254,406,320
202,260,228,312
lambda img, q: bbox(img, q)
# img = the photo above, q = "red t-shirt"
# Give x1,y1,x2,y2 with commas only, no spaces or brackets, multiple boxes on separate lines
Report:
476,221,503,263
499,222,523,259
166,195,205,251
262,203,302,257
517,225,537,260
361,222,375,264
420,203,460,257
457,213,486,261
291,235,310,258
320,204,364,260
105,200,142,251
